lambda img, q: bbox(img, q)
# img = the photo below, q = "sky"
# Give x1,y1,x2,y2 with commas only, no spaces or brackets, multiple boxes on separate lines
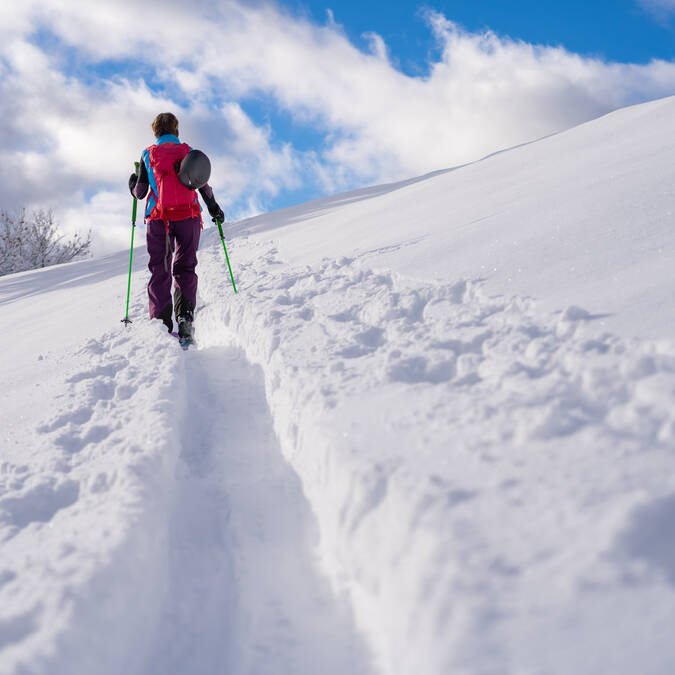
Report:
0,0,673,254
291,0,675,68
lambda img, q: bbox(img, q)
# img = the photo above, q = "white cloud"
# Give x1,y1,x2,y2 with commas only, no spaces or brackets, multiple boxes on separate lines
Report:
1,0,675,254
638,0,675,21
0,9,308,251
640,0,675,9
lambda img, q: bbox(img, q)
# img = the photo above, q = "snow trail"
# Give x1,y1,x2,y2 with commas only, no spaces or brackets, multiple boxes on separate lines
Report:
143,346,374,675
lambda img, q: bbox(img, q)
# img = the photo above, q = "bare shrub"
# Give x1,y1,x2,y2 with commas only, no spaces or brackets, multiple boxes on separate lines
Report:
0,209,91,276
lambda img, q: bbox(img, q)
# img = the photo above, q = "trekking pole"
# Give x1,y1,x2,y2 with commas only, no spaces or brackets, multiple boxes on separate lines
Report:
215,217,238,293
121,161,140,325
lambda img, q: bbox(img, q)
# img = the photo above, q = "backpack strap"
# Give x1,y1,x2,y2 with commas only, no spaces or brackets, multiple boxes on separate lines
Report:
142,147,159,222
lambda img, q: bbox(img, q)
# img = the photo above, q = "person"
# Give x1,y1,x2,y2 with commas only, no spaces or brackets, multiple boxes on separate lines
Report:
128,112,224,339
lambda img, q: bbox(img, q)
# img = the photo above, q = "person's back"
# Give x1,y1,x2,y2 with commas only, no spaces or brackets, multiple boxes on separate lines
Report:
129,112,224,341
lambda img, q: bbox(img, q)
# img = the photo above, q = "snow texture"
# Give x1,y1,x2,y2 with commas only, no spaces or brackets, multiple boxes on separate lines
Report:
1,95,675,675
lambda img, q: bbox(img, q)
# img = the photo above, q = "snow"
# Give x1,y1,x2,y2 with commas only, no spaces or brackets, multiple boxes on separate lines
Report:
1,95,675,674
146,347,372,674
240,94,675,340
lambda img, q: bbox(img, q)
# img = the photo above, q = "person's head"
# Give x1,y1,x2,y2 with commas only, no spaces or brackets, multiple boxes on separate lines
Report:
152,112,179,138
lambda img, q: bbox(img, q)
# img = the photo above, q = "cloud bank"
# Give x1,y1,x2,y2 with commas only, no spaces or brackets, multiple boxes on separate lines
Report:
640,0,675,11
1,0,674,253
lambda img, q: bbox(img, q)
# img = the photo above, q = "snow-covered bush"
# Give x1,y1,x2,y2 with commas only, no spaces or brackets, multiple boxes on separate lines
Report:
0,208,91,276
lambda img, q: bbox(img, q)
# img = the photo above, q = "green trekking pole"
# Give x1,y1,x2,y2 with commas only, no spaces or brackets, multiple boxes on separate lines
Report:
121,161,140,325
215,217,238,293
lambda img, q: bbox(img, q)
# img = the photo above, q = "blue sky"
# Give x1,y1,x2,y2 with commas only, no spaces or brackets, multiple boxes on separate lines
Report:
233,0,675,207
287,0,674,69
0,0,674,253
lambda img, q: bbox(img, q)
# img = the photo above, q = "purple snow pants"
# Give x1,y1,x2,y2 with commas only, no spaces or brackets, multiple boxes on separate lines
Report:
146,217,201,319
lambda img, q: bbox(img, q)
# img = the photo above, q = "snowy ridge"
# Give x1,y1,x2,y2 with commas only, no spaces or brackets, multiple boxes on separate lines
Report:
196,232,675,674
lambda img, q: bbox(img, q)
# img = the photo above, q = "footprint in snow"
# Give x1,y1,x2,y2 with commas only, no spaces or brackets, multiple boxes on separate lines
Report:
55,424,114,454
37,407,94,434
0,478,79,532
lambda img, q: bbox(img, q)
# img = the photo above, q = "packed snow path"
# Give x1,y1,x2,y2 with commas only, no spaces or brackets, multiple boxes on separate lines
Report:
144,346,373,675
0,255,374,675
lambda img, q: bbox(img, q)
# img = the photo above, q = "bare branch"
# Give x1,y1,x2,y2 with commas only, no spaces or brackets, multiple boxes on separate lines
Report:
0,208,91,276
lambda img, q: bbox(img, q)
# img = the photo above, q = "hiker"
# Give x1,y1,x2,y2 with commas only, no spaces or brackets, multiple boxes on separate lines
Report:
128,112,224,340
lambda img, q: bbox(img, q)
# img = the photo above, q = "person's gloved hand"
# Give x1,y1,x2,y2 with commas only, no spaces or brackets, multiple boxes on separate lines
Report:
128,173,138,197
208,202,225,223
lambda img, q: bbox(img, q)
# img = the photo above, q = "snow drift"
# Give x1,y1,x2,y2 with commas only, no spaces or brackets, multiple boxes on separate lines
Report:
1,95,675,675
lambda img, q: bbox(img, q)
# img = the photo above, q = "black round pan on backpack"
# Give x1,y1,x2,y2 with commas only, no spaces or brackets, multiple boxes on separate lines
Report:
177,149,211,190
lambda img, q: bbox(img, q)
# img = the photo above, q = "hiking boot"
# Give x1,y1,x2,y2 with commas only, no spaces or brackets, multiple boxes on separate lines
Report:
177,315,193,340
174,289,194,324
157,303,173,333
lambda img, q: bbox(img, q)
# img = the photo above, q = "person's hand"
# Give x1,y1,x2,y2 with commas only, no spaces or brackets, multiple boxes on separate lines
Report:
128,173,138,197
208,203,225,223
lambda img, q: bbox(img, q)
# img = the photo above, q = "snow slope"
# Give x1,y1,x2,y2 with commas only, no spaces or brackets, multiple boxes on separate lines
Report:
239,94,675,340
1,96,675,675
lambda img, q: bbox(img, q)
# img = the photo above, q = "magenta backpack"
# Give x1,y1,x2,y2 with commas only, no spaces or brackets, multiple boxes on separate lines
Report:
147,142,200,226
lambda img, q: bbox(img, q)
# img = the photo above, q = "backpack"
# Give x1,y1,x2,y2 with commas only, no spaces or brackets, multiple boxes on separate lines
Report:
147,142,200,225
